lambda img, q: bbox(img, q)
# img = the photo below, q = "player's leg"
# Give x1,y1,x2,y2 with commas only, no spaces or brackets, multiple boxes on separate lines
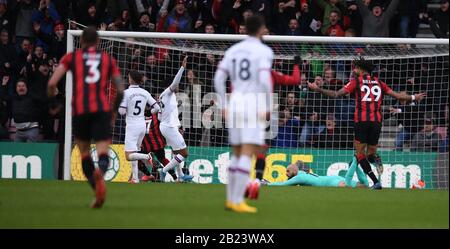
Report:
159,126,192,182
76,138,96,189
153,148,177,181
231,143,257,213
366,122,383,177
354,122,380,188
255,144,268,181
226,145,241,210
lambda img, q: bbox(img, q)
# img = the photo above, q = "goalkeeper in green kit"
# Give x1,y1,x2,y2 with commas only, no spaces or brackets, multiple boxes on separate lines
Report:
264,160,369,188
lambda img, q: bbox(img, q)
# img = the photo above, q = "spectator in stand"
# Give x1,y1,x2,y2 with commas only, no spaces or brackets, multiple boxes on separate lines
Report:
10,0,35,49
16,38,32,78
388,89,426,151
271,107,301,148
397,0,427,38
427,0,449,38
0,1,10,33
33,22,66,62
238,23,247,34
136,12,155,32
312,114,348,149
411,114,441,152
298,1,322,36
163,0,192,33
0,75,8,140
285,91,300,114
3,79,43,142
32,0,60,52
275,0,297,35
204,23,215,34
316,0,347,35
79,1,106,28
0,29,16,78
325,10,344,36
352,0,399,37
285,18,301,36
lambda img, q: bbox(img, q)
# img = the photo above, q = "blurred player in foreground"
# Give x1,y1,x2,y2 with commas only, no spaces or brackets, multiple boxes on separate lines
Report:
48,27,124,208
215,15,274,213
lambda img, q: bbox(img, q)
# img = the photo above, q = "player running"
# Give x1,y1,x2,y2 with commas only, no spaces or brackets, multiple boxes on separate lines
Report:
264,161,367,188
308,57,426,189
118,70,159,183
247,55,303,200
137,112,179,182
214,15,274,213
158,56,193,183
47,27,124,208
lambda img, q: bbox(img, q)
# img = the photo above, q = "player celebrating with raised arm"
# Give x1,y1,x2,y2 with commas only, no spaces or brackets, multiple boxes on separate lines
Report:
214,15,274,213
308,57,426,189
118,70,159,184
47,27,124,208
158,56,194,183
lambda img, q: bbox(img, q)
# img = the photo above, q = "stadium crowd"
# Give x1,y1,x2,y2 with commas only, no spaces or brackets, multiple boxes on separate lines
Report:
0,0,448,152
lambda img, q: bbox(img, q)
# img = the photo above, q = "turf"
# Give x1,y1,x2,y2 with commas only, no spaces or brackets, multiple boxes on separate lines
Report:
0,179,448,228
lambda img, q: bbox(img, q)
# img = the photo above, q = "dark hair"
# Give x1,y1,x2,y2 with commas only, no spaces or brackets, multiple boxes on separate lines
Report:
245,14,265,36
81,26,98,47
129,70,144,84
353,56,375,74
16,78,28,86
330,10,341,17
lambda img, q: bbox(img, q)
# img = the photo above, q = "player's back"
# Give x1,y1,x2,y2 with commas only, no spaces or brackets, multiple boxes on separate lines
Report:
123,86,152,124
222,37,274,95
60,47,121,116
159,87,180,128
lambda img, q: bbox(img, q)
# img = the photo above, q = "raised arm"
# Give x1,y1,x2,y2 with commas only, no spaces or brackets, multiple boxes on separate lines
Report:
384,0,400,18
355,0,370,16
386,90,426,102
168,56,187,92
272,56,302,86
308,82,349,98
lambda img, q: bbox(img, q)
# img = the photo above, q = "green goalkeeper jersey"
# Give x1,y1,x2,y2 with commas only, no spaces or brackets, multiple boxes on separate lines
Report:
268,171,357,187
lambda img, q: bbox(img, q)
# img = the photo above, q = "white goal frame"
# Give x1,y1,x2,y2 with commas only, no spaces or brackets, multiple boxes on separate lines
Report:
64,30,449,180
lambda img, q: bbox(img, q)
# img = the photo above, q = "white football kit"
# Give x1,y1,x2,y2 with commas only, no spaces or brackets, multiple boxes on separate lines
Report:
119,85,159,152
159,66,187,151
214,36,274,146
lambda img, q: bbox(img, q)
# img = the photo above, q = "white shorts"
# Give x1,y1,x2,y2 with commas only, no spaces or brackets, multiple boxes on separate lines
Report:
124,123,146,152
228,127,265,146
160,125,186,151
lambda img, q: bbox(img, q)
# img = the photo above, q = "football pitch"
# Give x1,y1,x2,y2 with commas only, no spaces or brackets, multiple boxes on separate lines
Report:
0,179,448,229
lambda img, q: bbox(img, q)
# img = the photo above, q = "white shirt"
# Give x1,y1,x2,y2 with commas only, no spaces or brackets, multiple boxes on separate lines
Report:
214,36,274,110
119,85,158,124
159,67,184,127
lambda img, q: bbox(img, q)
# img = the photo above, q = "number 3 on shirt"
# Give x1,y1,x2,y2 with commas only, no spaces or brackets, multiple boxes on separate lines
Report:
85,59,100,84
361,85,381,102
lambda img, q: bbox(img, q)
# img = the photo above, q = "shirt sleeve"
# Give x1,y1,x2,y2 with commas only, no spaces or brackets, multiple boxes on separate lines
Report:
147,92,160,114
380,81,392,93
344,79,357,93
118,90,127,114
59,52,73,71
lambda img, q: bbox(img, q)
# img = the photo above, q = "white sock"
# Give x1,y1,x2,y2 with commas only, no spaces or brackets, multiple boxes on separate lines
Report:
233,155,251,204
163,154,185,173
128,153,150,161
131,160,139,182
176,165,185,178
227,155,239,203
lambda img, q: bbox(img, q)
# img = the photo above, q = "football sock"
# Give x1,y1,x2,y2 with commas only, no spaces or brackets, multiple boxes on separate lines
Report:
168,169,177,180
345,155,357,186
163,154,185,173
227,155,239,203
128,152,150,161
131,160,139,182
176,165,185,178
255,152,266,181
81,156,95,189
138,161,151,176
234,155,251,204
358,157,379,184
97,153,109,174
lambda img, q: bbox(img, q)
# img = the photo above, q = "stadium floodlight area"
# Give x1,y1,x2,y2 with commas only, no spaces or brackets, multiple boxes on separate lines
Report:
66,30,449,189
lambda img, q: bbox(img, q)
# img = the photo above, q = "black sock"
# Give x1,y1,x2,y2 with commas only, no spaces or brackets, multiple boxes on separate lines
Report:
168,169,177,180
138,161,151,176
255,153,266,181
358,158,379,184
367,153,382,167
97,154,109,174
82,156,95,189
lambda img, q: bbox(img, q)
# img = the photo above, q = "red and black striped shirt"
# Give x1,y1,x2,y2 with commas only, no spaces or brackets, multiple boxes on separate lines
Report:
344,74,392,123
60,47,121,116
141,113,166,152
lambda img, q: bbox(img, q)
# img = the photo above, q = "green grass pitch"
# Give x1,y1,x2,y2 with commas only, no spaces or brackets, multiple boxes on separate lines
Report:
0,179,448,228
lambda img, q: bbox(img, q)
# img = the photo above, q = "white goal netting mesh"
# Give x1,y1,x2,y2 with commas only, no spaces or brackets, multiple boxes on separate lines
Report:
69,33,449,189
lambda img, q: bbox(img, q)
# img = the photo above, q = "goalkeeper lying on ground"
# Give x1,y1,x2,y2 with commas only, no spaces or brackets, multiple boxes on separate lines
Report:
264,160,369,188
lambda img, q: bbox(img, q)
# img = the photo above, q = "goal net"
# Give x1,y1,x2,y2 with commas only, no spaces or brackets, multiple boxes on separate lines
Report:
65,31,449,189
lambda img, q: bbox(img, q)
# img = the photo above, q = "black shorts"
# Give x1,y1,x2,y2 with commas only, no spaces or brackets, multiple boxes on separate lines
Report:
354,122,382,146
73,112,111,142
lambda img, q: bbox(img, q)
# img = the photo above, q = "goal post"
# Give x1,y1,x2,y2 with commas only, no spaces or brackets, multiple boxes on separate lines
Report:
64,30,449,189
